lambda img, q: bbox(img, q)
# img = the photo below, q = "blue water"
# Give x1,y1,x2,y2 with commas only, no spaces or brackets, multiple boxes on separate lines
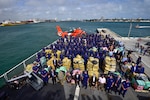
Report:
0,21,150,75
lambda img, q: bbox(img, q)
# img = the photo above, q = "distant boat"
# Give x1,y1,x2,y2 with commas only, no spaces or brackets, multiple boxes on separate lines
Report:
0,20,25,26
135,24,150,28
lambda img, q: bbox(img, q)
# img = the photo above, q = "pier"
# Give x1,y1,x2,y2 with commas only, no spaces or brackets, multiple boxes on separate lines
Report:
97,28,150,78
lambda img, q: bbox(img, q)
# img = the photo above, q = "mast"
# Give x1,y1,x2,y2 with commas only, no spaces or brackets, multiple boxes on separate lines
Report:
128,23,132,38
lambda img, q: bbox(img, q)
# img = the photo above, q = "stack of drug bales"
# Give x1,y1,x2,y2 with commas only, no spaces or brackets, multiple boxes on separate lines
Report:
47,56,58,70
87,57,99,78
73,55,85,72
62,57,71,71
103,55,116,74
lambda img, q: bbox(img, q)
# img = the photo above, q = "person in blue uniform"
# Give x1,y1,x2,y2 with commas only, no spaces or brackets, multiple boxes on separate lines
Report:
119,78,130,97
130,62,138,78
130,62,137,73
82,71,89,89
41,69,49,85
113,75,122,94
32,65,39,74
136,63,144,74
105,75,114,93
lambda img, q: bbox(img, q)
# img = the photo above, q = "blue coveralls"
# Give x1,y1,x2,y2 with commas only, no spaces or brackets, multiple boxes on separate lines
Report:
32,66,39,74
82,73,89,89
119,80,130,97
106,77,114,93
114,77,121,93
41,70,49,85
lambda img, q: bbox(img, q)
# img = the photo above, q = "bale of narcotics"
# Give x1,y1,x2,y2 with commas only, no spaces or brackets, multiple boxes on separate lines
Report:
25,64,34,73
87,57,99,71
103,56,116,73
47,57,58,70
73,55,85,71
62,57,71,71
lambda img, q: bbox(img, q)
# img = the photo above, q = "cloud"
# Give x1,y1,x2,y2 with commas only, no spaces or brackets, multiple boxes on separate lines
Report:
0,0,17,8
0,0,149,22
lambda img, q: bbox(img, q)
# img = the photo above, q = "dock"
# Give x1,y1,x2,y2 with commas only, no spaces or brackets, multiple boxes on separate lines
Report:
97,28,150,77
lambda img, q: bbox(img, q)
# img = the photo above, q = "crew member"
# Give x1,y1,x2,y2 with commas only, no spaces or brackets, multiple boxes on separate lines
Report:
97,74,106,91
50,69,57,85
114,75,122,94
74,72,81,87
136,63,144,74
53,56,58,69
32,65,39,74
89,74,97,89
136,56,141,65
119,78,130,97
82,71,89,89
105,75,114,93
41,69,49,85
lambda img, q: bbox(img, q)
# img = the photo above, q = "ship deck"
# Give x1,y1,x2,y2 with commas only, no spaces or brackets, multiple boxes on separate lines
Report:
0,80,150,100
1,28,150,100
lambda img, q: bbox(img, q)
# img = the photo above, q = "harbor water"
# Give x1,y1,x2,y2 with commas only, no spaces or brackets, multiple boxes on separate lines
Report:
0,21,150,75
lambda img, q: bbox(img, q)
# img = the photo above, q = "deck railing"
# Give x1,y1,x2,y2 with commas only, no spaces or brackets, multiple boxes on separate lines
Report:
0,40,57,87
0,52,37,87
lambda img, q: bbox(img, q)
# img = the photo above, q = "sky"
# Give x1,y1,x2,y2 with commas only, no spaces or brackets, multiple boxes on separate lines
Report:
0,0,150,21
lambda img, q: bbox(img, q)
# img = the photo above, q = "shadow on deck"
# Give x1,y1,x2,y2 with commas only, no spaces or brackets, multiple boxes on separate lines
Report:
0,83,66,100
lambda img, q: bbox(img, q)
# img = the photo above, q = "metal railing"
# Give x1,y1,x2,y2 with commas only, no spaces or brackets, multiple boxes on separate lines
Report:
0,52,37,87
0,40,58,87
